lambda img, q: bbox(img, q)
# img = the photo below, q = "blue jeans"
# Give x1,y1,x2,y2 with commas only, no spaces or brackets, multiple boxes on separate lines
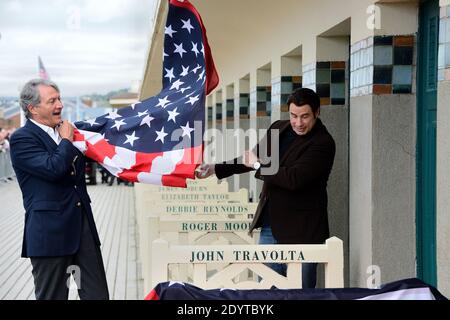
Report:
259,226,317,289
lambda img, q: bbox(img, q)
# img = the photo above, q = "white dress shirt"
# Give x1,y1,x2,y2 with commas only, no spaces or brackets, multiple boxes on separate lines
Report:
29,119,62,145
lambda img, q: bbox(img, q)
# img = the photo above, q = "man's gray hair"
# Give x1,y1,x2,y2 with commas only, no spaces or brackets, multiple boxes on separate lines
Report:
19,79,60,119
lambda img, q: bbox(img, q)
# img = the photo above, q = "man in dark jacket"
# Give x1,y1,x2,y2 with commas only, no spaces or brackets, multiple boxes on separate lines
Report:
10,79,109,300
196,88,336,288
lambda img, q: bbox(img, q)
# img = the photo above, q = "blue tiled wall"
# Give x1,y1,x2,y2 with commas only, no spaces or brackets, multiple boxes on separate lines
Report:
351,35,415,96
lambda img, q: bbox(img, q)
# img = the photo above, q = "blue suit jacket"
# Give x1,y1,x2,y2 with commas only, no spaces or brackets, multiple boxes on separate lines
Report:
10,120,101,257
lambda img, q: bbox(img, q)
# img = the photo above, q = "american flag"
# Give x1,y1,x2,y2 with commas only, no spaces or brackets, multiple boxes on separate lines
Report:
38,56,49,80
145,278,447,300
73,0,219,187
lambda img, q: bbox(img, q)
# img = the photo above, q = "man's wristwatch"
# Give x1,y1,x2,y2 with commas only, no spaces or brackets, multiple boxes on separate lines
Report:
253,161,261,170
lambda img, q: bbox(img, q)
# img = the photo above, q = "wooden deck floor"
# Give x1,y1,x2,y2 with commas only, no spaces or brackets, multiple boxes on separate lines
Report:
0,178,143,300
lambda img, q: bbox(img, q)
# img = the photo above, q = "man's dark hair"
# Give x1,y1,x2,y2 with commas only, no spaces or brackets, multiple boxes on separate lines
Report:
286,88,321,114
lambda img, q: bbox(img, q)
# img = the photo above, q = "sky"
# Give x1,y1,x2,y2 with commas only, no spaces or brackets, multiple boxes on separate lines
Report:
0,0,157,97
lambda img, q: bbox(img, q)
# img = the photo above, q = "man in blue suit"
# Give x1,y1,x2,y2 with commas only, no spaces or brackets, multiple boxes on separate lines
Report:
10,79,109,300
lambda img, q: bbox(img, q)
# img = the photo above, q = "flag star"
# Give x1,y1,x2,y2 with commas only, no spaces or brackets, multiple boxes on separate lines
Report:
167,108,180,123
105,110,122,120
155,127,168,143
85,118,99,126
123,131,140,146
197,69,205,82
191,42,200,57
186,95,200,106
181,18,194,33
168,281,185,287
180,65,189,77
201,43,205,56
124,131,140,147
163,50,168,59
111,119,126,131
101,133,110,142
164,25,177,38
180,122,194,137
191,64,202,74
164,67,175,83
131,101,141,109
178,86,191,94
140,114,154,127
170,79,184,91
174,42,187,58
156,96,171,108
137,110,149,117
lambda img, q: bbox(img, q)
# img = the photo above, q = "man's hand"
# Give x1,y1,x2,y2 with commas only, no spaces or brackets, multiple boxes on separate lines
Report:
243,150,258,168
57,120,74,142
195,164,215,179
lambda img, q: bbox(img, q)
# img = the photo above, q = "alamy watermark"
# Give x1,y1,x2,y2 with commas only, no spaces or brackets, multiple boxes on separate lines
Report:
366,265,381,289
66,265,81,290
366,5,381,30
165,121,281,175
66,5,81,31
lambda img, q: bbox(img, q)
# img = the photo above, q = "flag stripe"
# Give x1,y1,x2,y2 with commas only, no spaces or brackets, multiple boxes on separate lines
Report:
74,128,202,186
146,278,447,300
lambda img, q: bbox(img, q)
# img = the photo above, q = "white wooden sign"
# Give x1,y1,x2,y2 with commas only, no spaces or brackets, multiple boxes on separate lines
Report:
151,237,344,290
